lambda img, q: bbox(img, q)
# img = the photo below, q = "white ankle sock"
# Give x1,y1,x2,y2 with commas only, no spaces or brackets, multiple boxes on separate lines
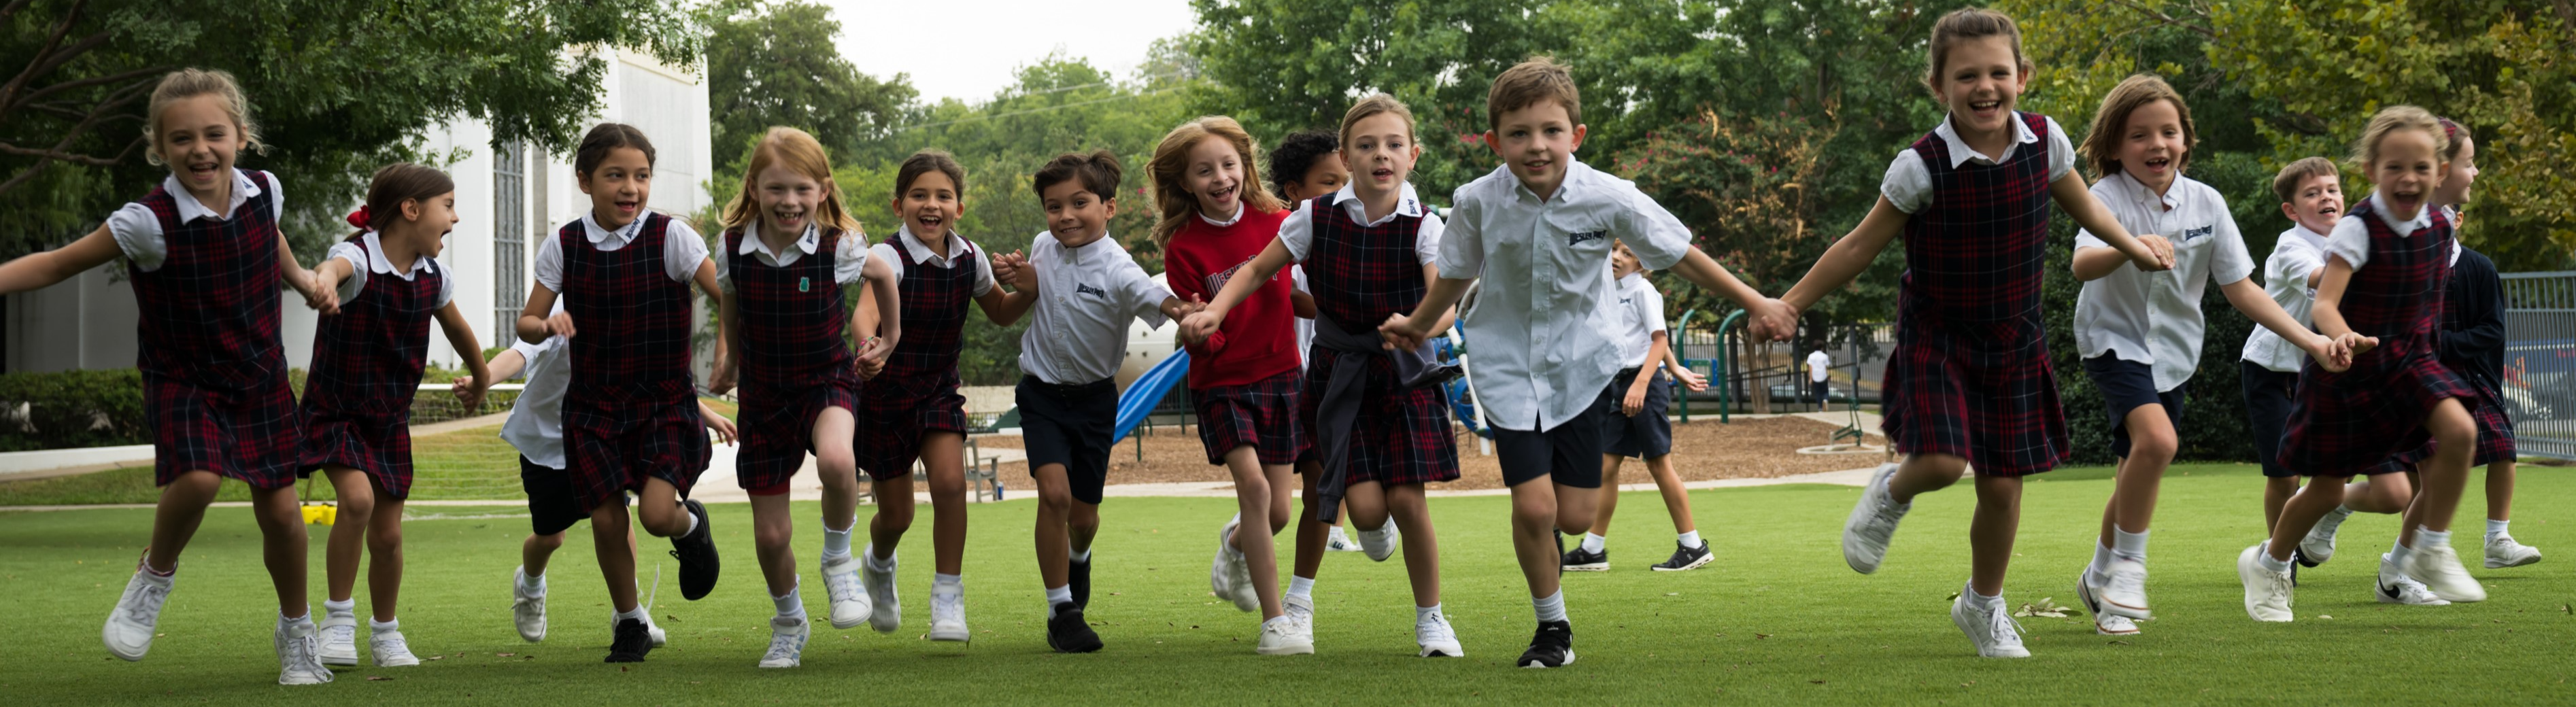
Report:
279,610,309,630
821,521,853,556
1531,590,1566,623
933,572,963,596
1416,603,1441,620
2113,528,2150,564
2486,519,2509,539
323,598,356,617
1287,575,1315,600
1580,532,1606,553
681,508,699,537
2089,542,2114,577
1070,547,1091,563
2390,536,2417,568
369,617,399,633
2258,542,2292,573
1045,585,1072,615
519,569,545,591
1676,530,1704,549
615,606,647,624
773,585,804,617
2418,528,2452,551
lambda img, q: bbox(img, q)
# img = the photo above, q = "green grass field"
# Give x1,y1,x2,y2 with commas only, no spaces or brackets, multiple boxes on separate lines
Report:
2,463,2568,705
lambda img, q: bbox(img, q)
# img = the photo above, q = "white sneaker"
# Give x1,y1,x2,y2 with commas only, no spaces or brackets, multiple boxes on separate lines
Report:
2096,559,2151,620
1282,594,1315,642
1225,551,1259,613
1357,523,1401,562
2376,555,2452,606
1414,607,1463,657
2484,534,2542,568
2299,506,2351,566
861,548,901,634
819,551,872,630
1948,587,2028,658
511,567,547,642
369,625,420,667
2402,540,2487,602
1842,464,1910,574
317,613,360,667
2075,568,2139,636
1326,525,1361,552
1255,616,1312,655
103,566,173,661
275,618,334,685
2236,543,2294,622
1212,515,1257,610
927,589,969,642
759,615,808,668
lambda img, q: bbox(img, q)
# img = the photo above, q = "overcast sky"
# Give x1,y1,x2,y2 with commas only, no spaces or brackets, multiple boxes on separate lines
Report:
821,0,1201,104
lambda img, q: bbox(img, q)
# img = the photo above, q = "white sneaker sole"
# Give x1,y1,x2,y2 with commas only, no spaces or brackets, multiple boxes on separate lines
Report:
1652,553,1713,572
2075,574,2141,635
928,623,970,642
1419,642,1463,658
2484,553,2541,569
1561,562,1608,572
1519,649,1574,668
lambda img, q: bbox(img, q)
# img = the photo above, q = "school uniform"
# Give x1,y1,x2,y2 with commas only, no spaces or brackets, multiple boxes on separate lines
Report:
296,232,458,498
2239,224,2331,477
1283,187,1459,517
858,226,994,478
1016,230,1174,504
532,211,713,512
103,168,302,488
1874,111,2078,477
2071,172,2254,458
1599,271,1672,460
2277,194,2473,477
2390,242,2515,468
717,223,868,494
498,300,623,536
1166,204,1308,466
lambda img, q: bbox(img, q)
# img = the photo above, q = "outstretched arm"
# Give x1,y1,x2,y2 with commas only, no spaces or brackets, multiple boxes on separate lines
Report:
2051,172,2172,277
2222,277,2349,371
0,225,120,295
1177,239,1295,345
1759,196,1911,340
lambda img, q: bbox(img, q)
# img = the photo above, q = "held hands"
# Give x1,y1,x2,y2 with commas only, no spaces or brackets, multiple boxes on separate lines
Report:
2298,333,2352,373
708,358,736,396
1177,298,1223,347
300,272,340,316
450,375,490,410
542,311,578,339
853,335,892,380
1378,312,1430,351
2131,234,2177,272
1748,298,1799,343
991,250,1034,290
2334,331,2379,360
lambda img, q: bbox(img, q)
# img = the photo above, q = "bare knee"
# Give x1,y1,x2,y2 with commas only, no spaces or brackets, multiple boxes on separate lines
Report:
530,533,565,552
2128,426,2179,464
367,526,403,555
1035,482,1073,517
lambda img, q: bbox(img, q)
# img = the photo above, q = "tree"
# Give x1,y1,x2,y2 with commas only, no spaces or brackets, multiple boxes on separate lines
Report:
0,0,702,260
700,0,915,167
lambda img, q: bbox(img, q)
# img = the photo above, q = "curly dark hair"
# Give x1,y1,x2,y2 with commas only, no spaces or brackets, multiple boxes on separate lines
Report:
1266,129,1340,197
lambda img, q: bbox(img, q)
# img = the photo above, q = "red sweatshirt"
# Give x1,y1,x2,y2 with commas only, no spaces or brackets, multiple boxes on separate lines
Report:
1164,207,1301,390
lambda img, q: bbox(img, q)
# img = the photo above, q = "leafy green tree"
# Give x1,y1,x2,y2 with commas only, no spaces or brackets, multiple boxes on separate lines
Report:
700,0,915,167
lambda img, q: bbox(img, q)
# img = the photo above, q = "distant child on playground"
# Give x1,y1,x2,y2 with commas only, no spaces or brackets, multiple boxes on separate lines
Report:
1561,240,1712,574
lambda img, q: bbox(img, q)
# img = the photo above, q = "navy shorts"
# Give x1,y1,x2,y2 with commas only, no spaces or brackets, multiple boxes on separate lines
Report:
1017,375,1117,505
2239,360,2300,478
2081,353,2186,459
1496,393,1611,489
521,455,627,536
1599,368,1673,459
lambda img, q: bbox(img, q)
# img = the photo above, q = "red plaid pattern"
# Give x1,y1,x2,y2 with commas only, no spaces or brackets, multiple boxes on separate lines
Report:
129,171,301,488
559,213,709,511
2279,197,2474,477
1302,194,1430,332
1877,112,2069,477
297,235,441,498
2389,379,2516,469
1297,193,1455,483
1193,368,1308,465
855,234,975,479
726,227,863,489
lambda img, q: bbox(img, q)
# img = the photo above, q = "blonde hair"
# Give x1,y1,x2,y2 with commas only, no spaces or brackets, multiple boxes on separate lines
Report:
2082,73,2197,180
1147,116,1282,247
143,68,263,166
1339,94,1418,152
1923,7,2031,92
721,126,859,235
1487,56,1580,131
2352,105,2447,172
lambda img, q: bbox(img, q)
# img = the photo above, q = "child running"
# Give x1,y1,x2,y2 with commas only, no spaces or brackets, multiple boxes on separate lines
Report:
0,69,343,684
1011,150,1198,653
1153,116,1308,651
1748,10,2176,658
1380,58,1783,668
515,122,728,662
706,127,903,668
2238,105,2481,621
2062,75,2348,634
852,150,1036,643
1561,241,1712,574
1186,96,1466,659
301,164,497,668
2240,158,2344,535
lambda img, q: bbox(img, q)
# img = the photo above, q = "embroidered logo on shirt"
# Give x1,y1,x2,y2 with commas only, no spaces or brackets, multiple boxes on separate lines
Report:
798,276,811,292
1077,283,1107,297
1567,230,1608,246
2182,224,2214,243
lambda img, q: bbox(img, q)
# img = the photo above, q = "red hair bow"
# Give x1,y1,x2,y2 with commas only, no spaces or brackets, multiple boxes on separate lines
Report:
345,206,372,230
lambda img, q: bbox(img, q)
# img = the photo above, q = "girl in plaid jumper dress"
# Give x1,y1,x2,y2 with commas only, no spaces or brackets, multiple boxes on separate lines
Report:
849,150,1035,642
0,69,343,683
1753,10,2173,658
704,128,902,668
299,164,495,668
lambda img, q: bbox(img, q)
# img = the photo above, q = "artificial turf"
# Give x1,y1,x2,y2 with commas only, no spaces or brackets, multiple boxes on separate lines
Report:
1,463,2567,705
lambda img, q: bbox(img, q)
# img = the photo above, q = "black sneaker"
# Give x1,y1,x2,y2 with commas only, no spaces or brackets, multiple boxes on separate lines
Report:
1045,602,1102,653
670,499,721,600
1070,555,1092,610
2288,547,2307,586
605,618,652,663
1516,620,1574,668
1650,541,1712,571
1560,545,1608,572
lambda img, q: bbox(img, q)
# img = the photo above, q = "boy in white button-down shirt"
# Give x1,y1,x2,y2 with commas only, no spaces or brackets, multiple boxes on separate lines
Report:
2239,157,2342,532
1380,58,1776,669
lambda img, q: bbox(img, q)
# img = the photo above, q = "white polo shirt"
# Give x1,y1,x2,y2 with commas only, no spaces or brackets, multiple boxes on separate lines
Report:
1017,230,1173,385
532,212,711,291
1880,114,2077,214
1607,271,1666,368
326,232,457,308
2072,172,2255,392
1808,349,1831,383
2323,190,2433,271
105,169,286,272
869,225,996,296
713,221,870,292
501,299,572,468
2239,224,2332,373
1440,160,1695,431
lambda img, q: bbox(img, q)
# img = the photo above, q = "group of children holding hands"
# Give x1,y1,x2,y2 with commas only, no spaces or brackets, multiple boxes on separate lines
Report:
0,5,2539,685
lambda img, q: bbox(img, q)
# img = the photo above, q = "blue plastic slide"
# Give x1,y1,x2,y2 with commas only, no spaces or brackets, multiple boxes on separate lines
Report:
1113,350,1191,444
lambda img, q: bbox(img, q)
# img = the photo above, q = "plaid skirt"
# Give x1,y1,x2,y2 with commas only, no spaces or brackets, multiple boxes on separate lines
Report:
2386,375,2517,470
146,369,302,489
2280,339,2475,477
736,373,862,491
855,376,968,480
298,409,414,499
562,396,711,513
1300,347,1458,485
1193,368,1310,466
1878,319,2068,477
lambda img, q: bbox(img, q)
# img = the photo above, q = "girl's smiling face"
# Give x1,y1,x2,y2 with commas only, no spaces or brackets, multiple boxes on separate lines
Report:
2117,99,2188,194
1283,152,1349,203
2370,127,2445,221
1183,137,1246,220
754,165,823,238
895,170,964,237
579,146,654,230
2435,135,2478,207
155,94,244,204
1932,35,2029,139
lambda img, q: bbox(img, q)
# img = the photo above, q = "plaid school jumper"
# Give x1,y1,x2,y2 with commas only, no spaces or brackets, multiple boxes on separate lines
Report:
558,213,710,511
1878,111,2069,477
854,234,974,479
297,235,441,498
1297,194,1458,485
130,171,301,488
2279,197,2473,477
726,227,862,492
